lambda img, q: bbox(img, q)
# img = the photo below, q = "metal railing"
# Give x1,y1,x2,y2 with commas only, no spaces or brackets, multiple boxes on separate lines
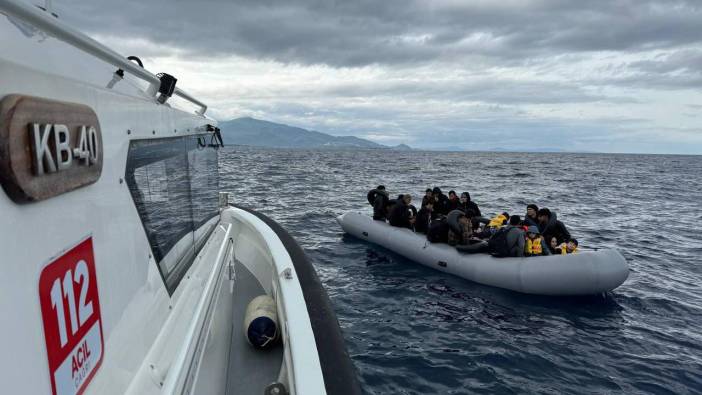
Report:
0,0,208,115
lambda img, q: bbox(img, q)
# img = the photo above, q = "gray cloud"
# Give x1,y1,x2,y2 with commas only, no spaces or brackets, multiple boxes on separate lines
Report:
321,78,626,105
52,0,702,154
570,48,702,90
59,0,702,67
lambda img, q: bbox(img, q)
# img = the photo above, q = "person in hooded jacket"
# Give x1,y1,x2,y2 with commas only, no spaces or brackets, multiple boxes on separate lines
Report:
432,187,450,215
389,194,415,230
415,200,436,234
504,215,526,257
367,185,389,221
524,226,551,256
537,208,571,246
457,192,481,217
458,192,488,229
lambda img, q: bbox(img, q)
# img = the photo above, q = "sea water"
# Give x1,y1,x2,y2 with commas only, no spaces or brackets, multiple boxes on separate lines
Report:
220,147,702,394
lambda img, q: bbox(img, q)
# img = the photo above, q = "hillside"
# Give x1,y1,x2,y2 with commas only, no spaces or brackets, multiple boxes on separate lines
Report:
218,117,393,149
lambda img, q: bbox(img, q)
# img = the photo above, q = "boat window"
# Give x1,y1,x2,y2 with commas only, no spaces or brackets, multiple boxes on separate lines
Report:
188,136,219,250
125,135,219,294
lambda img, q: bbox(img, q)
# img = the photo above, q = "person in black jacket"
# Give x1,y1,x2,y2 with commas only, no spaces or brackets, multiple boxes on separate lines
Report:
367,186,389,221
432,187,450,215
415,201,436,234
458,192,481,217
459,192,487,230
447,190,460,212
503,215,526,257
523,204,539,227
421,188,433,208
537,208,571,246
389,194,415,230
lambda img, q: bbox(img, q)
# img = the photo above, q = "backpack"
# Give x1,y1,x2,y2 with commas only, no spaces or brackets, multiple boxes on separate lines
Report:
426,219,449,243
488,227,513,257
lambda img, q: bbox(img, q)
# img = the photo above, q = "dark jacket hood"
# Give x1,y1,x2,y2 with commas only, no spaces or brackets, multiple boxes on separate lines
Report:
539,211,558,234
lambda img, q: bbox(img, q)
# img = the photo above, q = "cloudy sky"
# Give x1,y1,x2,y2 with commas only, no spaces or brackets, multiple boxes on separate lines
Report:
59,0,701,154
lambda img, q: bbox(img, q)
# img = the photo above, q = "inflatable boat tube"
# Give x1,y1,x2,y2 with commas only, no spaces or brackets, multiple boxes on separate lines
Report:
337,211,629,295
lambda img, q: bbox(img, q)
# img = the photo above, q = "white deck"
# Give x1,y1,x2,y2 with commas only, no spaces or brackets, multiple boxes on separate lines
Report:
0,2,326,393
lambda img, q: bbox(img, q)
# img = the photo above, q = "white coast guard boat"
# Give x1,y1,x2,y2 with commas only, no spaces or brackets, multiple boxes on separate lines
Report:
0,1,360,394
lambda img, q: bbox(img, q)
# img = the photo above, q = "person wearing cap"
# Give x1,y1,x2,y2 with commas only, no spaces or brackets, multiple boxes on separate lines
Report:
524,204,539,227
524,226,551,256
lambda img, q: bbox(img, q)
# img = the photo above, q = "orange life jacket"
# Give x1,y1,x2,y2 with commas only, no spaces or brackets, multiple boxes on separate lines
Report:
525,237,543,255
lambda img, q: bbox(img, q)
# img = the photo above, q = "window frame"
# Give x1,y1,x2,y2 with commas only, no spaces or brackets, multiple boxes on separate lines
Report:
124,134,220,294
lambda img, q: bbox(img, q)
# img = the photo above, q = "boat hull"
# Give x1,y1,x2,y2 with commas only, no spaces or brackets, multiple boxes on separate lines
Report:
337,211,629,295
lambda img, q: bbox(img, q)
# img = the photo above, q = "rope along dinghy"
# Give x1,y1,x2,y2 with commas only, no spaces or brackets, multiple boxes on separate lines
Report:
338,211,629,296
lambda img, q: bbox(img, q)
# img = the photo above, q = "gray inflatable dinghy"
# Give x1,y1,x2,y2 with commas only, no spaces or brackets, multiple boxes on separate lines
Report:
337,211,629,295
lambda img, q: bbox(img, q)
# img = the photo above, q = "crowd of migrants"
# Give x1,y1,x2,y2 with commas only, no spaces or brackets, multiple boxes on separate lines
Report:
367,186,579,257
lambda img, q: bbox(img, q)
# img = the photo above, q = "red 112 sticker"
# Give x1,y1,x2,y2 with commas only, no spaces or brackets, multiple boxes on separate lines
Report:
39,237,104,395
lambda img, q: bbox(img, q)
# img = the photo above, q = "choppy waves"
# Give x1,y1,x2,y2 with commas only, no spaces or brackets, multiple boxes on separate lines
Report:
220,147,702,394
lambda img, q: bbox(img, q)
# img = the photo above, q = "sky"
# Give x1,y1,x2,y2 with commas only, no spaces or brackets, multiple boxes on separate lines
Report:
58,0,702,154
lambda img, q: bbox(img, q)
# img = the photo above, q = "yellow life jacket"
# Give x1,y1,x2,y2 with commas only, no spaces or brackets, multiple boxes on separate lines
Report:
558,244,578,255
526,237,543,255
488,214,507,228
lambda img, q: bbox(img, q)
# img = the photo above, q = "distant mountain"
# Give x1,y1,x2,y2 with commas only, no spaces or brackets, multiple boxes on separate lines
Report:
219,117,391,149
490,147,567,153
432,146,468,152
391,144,413,151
